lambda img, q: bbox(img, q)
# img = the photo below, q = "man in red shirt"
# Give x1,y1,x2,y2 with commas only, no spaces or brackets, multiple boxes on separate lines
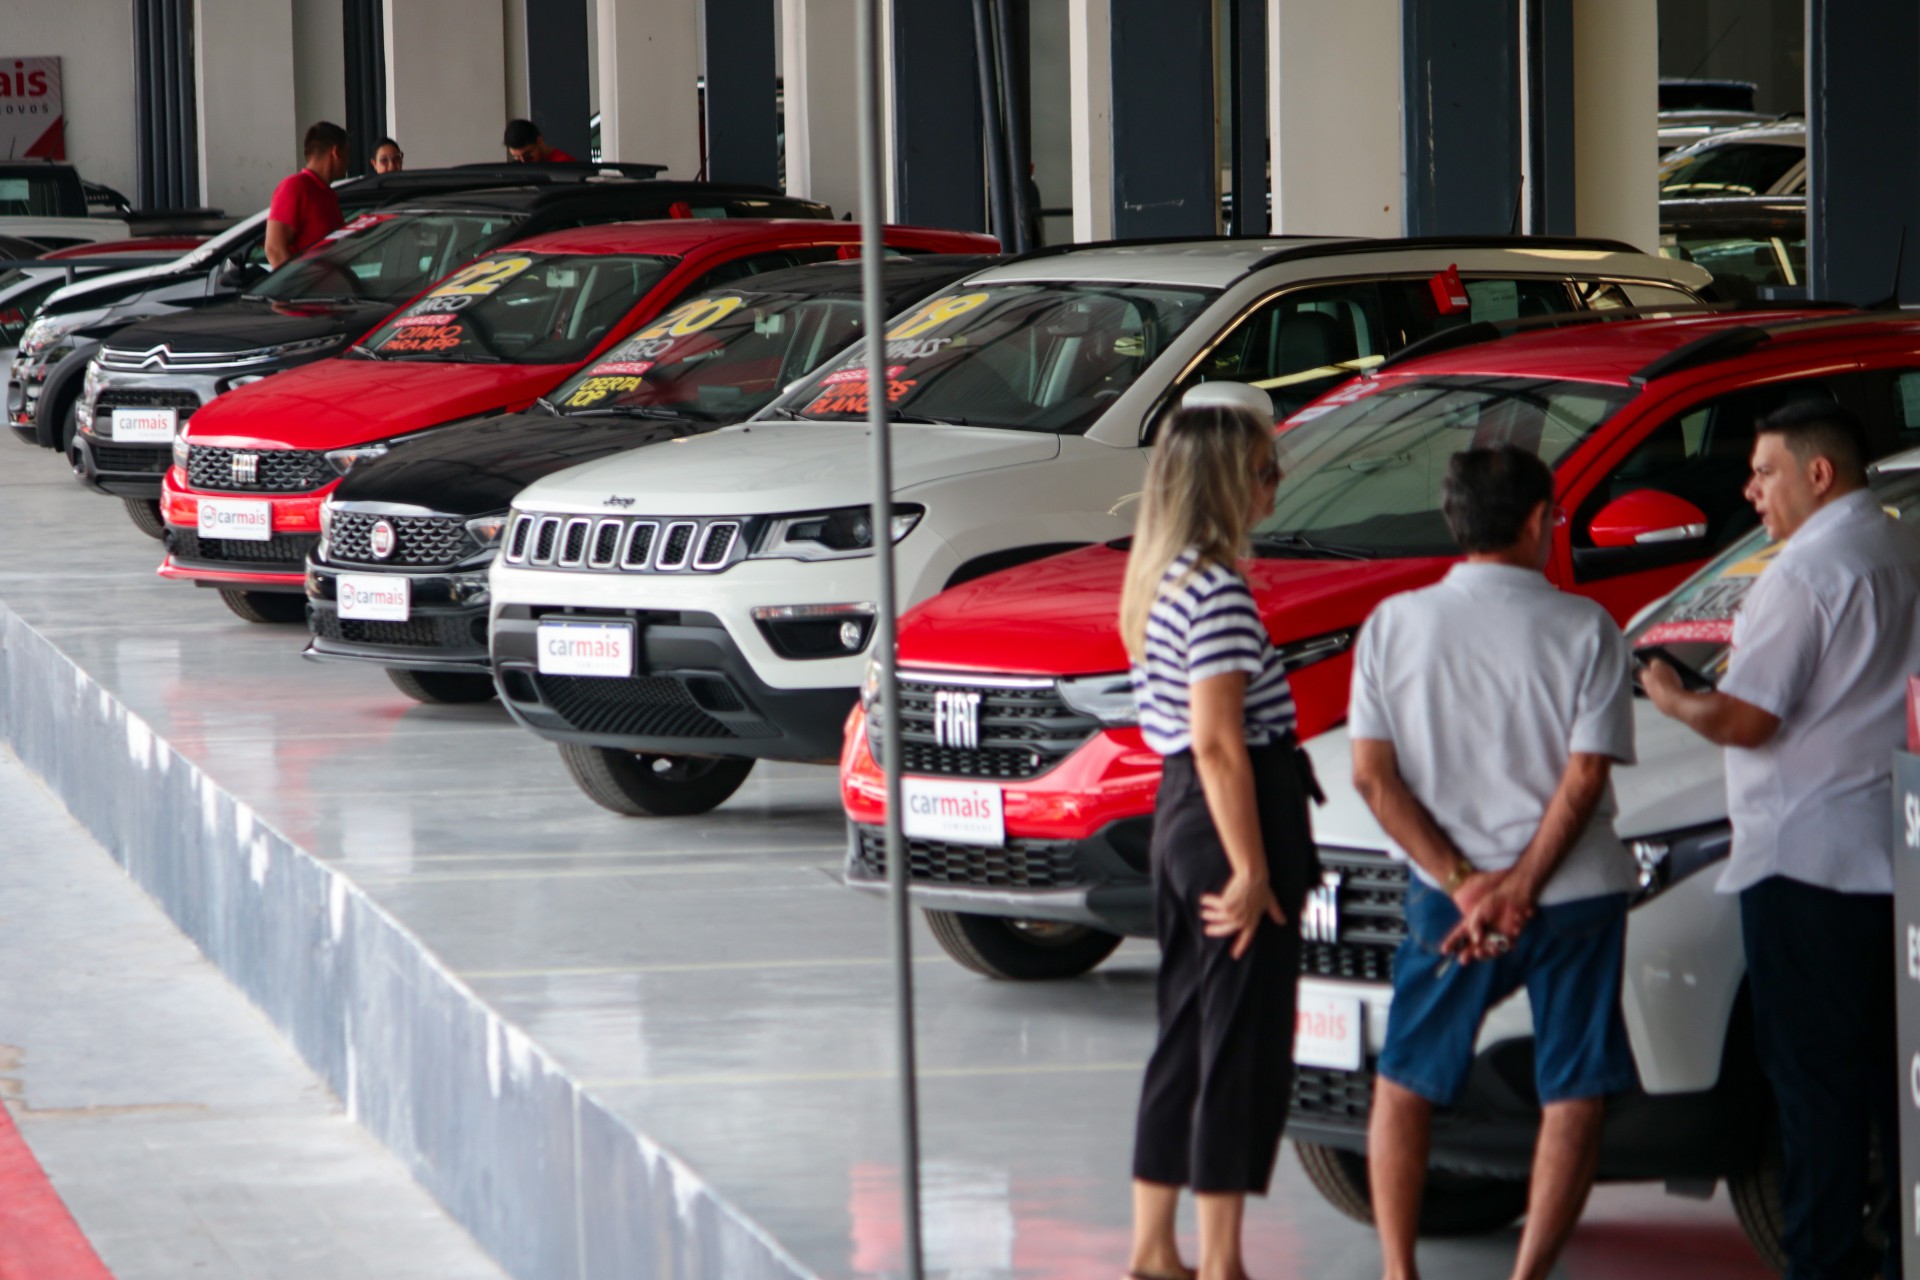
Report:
266,122,348,268
503,118,576,163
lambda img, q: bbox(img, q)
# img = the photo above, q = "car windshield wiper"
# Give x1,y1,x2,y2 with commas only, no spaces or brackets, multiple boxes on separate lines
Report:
348,343,388,360
1252,530,1375,561
888,413,974,426
566,403,692,422
762,406,812,421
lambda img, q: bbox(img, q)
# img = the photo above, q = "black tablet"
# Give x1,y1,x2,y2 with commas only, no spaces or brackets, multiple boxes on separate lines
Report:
1633,644,1716,694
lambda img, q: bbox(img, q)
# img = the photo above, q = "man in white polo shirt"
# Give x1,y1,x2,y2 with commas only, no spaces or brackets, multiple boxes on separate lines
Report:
1644,400,1920,1280
1350,445,1637,1280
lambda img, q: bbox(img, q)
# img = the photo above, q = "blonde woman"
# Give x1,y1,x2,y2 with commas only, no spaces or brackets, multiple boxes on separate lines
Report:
1120,391,1321,1280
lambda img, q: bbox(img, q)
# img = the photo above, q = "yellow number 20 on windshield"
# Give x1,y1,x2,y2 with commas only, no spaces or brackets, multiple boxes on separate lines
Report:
633,295,747,341
887,293,989,340
431,256,535,297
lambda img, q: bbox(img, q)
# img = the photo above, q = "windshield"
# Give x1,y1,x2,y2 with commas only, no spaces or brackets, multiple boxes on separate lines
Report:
1627,471,1920,682
1659,227,1805,299
1658,142,1801,197
358,252,673,365
553,288,871,423
253,211,519,302
1255,376,1636,559
0,174,67,217
0,274,60,347
784,282,1218,434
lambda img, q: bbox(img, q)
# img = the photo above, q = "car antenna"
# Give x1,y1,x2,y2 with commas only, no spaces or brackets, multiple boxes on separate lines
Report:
1870,226,1908,310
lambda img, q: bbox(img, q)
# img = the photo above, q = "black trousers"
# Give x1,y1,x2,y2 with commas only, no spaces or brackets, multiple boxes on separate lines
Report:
1741,876,1901,1280
1132,743,1316,1195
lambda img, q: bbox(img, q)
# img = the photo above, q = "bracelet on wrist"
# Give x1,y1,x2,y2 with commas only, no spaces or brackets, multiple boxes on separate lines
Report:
1442,862,1474,895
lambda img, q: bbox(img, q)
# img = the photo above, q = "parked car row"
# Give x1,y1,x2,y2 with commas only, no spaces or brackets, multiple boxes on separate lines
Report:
16,189,1881,1272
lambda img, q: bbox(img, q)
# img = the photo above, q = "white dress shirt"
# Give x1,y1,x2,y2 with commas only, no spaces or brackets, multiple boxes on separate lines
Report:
1718,489,1920,895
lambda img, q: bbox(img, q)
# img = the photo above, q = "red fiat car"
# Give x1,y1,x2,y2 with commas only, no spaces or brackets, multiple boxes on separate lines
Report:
158,219,996,622
843,307,1920,978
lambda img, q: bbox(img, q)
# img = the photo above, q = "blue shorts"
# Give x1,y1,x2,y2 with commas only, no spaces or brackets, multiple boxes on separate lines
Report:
1377,882,1637,1108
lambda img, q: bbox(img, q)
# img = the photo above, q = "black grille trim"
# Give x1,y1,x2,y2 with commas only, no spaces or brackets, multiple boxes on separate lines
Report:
852,825,1089,889
1301,846,1408,984
531,673,738,739
867,676,1101,781
328,511,475,568
501,511,752,574
94,387,202,411
187,445,330,493
312,609,479,651
1291,1064,1377,1123
89,442,172,473
171,530,317,564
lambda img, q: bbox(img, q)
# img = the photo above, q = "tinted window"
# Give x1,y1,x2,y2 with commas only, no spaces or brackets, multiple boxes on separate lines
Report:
784,282,1218,435
552,289,868,423
0,174,66,217
1180,283,1389,418
0,274,59,346
1260,376,1633,559
359,252,673,364
1659,143,1802,197
253,212,519,302
1658,230,1804,300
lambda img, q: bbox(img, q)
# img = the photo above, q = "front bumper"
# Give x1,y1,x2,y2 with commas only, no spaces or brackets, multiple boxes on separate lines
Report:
491,603,857,761
159,469,332,590
73,369,222,498
305,563,493,672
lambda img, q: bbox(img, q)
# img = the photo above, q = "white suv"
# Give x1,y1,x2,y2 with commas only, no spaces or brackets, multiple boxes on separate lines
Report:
488,236,1711,816
1282,448,1920,1269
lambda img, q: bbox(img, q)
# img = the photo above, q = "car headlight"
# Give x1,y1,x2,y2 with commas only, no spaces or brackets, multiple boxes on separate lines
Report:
861,656,881,710
1275,628,1356,673
18,314,80,359
318,499,337,538
751,603,876,659
324,442,390,477
750,504,924,562
465,513,510,547
221,372,273,393
81,360,104,401
1056,672,1138,726
1629,822,1732,903
172,434,191,469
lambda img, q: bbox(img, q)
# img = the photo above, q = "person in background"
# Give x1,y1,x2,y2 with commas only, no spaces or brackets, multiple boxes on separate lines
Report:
265,121,347,268
371,137,404,175
1119,386,1320,1280
1644,401,1920,1280
503,119,576,164
1351,445,1638,1280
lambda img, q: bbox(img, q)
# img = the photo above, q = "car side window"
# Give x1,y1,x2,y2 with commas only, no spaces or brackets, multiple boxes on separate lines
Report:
1178,282,1389,419
1571,377,1837,581
1890,371,1920,434
1619,282,1701,309
674,250,805,301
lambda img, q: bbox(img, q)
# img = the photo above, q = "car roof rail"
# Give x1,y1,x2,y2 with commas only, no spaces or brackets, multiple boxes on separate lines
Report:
1240,233,1645,278
450,160,669,180
1629,326,1772,384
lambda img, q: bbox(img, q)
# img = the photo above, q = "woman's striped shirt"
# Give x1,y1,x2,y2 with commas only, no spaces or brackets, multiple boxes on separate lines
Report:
1130,548,1297,756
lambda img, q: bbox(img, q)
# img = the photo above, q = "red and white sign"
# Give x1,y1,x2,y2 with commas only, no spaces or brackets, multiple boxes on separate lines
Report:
1429,263,1469,316
337,574,409,622
112,407,177,443
0,58,63,160
197,498,272,542
536,620,633,678
901,777,1005,847
1294,988,1363,1070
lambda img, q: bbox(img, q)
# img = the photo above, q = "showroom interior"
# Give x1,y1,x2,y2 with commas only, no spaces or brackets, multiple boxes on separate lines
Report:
0,0,1912,1277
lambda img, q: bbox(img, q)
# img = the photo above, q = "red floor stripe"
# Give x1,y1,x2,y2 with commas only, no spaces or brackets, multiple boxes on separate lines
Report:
0,1099,114,1280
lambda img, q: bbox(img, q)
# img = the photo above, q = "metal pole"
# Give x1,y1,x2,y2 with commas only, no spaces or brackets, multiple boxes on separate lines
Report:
970,0,1015,248
857,0,926,1272
991,0,1034,253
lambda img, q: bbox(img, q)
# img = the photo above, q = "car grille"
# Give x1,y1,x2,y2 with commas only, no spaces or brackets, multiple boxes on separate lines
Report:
501,511,749,573
866,675,1101,782
328,510,474,567
851,824,1090,889
311,609,479,650
95,386,202,412
1302,846,1408,983
532,673,737,739
171,530,317,564
1291,1064,1375,1122
90,443,172,473
187,445,331,493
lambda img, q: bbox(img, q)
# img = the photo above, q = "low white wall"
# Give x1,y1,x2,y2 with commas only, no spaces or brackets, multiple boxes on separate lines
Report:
1574,0,1658,253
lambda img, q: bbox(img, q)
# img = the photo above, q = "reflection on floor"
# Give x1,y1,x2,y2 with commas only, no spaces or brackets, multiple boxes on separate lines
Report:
0,463,1771,1278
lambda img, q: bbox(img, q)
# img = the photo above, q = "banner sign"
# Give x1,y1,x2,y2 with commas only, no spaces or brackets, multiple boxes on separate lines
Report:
0,58,64,160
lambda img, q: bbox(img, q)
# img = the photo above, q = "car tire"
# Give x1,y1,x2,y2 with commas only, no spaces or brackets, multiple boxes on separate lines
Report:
123,498,167,540
1726,1118,1887,1274
1293,1141,1530,1237
217,589,308,625
556,745,754,817
385,668,499,705
922,909,1123,980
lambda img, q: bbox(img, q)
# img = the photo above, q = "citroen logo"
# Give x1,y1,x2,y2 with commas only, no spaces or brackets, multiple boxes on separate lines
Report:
229,453,259,485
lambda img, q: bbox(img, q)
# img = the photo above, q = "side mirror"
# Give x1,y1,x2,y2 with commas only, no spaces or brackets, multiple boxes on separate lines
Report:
1588,489,1709,548
217,259,260,289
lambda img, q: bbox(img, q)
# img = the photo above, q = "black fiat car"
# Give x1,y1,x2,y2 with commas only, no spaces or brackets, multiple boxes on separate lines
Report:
74,178,833,537
303,254,998,704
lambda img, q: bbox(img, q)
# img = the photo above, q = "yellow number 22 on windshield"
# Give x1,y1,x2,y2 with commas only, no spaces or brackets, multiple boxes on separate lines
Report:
431,256,535,297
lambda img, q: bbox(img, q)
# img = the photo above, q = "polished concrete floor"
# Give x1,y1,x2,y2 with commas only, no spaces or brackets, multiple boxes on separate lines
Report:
0,458,1771,1279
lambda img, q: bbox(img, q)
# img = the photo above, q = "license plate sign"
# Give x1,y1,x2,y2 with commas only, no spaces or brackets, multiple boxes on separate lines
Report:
535,620,633,678
1295,990,1363,1071
337,574,409,622
196,497,271,542
112,406,177,442
901,776,1005,847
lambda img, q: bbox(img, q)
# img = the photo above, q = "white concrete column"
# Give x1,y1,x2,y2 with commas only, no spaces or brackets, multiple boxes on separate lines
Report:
384,0,507,170
779,0,863,217
291,0,347,144
194,0,298,212
597,0,701,178
1572,0,1657,252
1067,0,1112,242
1266,0,1400,237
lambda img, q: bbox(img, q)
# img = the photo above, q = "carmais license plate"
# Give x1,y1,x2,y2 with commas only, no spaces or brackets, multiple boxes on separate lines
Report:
901,776,1004,847
197,497,271,542
337,574,409,622
1294,990,1363,1071
535,620,634,678
112,407,177,442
